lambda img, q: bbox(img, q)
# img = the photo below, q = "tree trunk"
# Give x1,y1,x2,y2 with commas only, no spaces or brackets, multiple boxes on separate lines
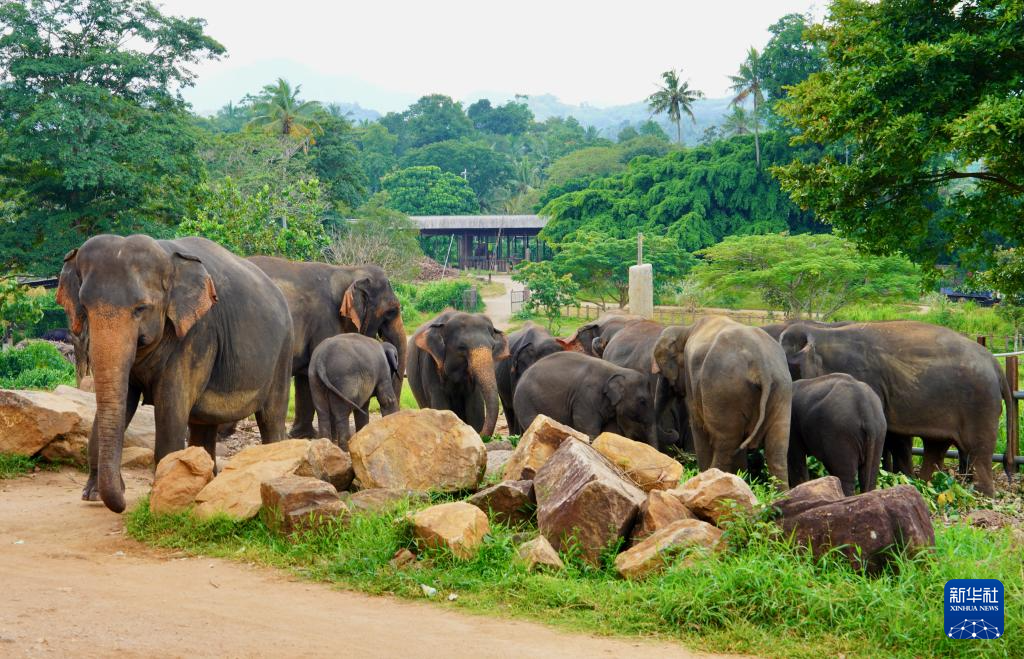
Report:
753,97,761,167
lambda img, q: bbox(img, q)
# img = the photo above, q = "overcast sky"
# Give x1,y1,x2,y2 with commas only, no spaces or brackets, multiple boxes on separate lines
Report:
160,0,821,111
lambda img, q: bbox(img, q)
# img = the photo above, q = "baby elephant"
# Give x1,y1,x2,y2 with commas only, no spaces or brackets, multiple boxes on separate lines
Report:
788,373,886,495
513,352,656,445
309,334,401,449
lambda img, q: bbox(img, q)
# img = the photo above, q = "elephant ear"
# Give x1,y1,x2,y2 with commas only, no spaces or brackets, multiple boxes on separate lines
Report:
652,326,688,383
167,252,218,338
492,328,510,361
339,277,372,333
56,249,84,335
604,373,627,406
511,341,532,375
414,322,447,370
383,342,400,376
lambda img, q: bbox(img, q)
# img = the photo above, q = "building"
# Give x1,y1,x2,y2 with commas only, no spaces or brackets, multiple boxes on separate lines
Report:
410,215,548,272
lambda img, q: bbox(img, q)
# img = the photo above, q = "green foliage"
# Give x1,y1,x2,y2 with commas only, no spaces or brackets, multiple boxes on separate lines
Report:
377,166,479,215
0,452,38,479
692,233,922,318
309,115,367,210
545,147,627,189
178,177,329,260
0,0,223,274
775,0,1024,295
246,78,323,141
400,139,512,200
393,94,475,150
201,131,315,196
0,341,75,390
647,69,704,144
759,13,825,103
512,262,580,330
325,198,423,281
0,278,43,343
352,123,399,193
408,280,483,313
467,99,534,136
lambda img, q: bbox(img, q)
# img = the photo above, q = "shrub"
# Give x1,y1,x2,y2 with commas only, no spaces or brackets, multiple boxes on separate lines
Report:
0,342,75,389
413,280,483,313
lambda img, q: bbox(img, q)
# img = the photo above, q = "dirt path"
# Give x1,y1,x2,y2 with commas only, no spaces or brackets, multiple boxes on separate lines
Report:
0,469,729,659
481,274,514,330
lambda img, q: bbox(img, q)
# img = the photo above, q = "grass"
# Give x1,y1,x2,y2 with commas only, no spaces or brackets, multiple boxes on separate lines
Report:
126,483,1022,659
0,452,38,479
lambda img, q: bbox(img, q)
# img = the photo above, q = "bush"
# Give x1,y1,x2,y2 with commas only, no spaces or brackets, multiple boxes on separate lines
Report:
0,342,75,390
411,280,483,313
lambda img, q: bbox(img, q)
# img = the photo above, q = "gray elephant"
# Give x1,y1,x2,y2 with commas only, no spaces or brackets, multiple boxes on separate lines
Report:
495,322,565,434
788,373,886,495
56,235,293,513
780,320,1015,496
558,313,644,356
309,334,400,449
407,311,509,436
654,316,792,486
513,351,657,445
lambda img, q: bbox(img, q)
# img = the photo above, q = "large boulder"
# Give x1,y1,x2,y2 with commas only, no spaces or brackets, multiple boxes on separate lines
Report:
671,468,758,525
781,485,935,573
485,450,513,479
534,439,645,566
516,536,564,572
194,440,346,520
467,480,535,527
631,489,696,542
150,447,215,514
615,518,724,580
295,438,353,491
343,488,429,515
410,502,490,559
260,475,347,534
592,432,683,492
774,476,845,519
349,409,486,493
120,446,155,469
503,414,590,480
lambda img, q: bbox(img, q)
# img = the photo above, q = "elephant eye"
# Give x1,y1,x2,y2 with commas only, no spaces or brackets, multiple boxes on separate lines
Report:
133,304,151,318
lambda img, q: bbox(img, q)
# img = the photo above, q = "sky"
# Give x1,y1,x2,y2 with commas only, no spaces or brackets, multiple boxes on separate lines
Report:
160,0,821,113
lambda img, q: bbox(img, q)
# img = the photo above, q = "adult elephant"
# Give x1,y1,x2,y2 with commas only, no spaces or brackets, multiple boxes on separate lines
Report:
599,319,687,451
248,257,405,438
408,311,509,436
780,320,1015,496
57,235,292,513
558,313,643,356
494,322,565,434
654,316,792,486
760,320,854,342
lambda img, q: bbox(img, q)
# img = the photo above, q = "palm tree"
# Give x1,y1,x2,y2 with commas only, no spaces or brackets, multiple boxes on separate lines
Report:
722,105,753,137
247,78,324,146
729,47,765,167
647,69,704,144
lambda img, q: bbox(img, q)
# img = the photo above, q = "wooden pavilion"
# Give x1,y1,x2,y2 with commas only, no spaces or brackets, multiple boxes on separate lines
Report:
410,215,548,272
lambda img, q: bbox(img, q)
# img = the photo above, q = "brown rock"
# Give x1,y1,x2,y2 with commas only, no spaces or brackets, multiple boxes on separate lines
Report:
78,375,95,392
485,450,513,479
486,440,515,452
390,548,417,569
349,409,486,493
631,489,696,542
503,414,590,480
966,509,1014,530
615,518,724,580
151,447,215,514
467,480,535,527
671,468,758,525
774,476,845,519
120,446,155,469
516,536,564,572
345,488,429,514
781,484,935,573
410,502,490,559
260,475,346,534
534,439,645,566
38,434,88,467
592,432,683,491
295,438,353,491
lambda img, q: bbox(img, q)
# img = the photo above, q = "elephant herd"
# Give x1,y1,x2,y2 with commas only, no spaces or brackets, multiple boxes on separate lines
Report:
57,234,1015,514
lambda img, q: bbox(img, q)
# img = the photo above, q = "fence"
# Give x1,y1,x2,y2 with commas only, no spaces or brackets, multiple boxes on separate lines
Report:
510,289,530,314
558,303,775,327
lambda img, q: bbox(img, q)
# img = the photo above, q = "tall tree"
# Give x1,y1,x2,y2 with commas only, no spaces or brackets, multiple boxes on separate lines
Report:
760,13,825,103
376,166,479,215
729,48,765,166
247,78,324,144
722,106,753,137
646,69,704,144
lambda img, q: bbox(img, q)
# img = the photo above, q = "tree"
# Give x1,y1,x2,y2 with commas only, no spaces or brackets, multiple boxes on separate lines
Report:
760,13,825,103
617,125,640,142
467,99,534,135
512,261,580,330
0,278,43,346
647,69,704,144
324,197,423,281
545,146,626,188
775,0,1024,294
722,106,753,137
637,120,670,141
402,95,474,149
691,233,922,318
400,139,513,200
309,115,367,209
0,0,223,273
376,166,479,215
201,131,315,196
729,47,765,167
246,78,324,146
353,123,399,193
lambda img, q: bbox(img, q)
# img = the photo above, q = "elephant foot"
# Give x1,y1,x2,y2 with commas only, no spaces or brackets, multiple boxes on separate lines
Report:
81,477,101,502
288,425,317,439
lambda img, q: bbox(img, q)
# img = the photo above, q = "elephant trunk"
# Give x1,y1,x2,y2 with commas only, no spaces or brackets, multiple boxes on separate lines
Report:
380,315,407,399
90,315,137,513
469,347,500,437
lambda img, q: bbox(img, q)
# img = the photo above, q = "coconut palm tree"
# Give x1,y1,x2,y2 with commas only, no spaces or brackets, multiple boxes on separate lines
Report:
247,78,324,147
729,48,765,166
722,105,753,137
647,69,704,144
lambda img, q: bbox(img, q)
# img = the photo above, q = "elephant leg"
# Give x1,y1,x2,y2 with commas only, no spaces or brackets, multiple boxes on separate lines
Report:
918,438,949,483
308,374,333,440
690,422,713,472
963,443,995,497
153,381,192,466
884,433,914,476
786,440,809,489
763,415,791,489
83,385,140,502
375,382,400,417
289,373,317,438
330,396,353,451
187,423,219,467
255,352,291,444
353,407,369,431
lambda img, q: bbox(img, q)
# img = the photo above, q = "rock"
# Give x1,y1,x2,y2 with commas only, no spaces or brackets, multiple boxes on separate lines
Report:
516,536,565,572
534,439,645,566
259,475,346,534
150,447,215,514
774,476,845,519
54,385,155,449
349,409,486,493
345,488,429,514
295,438,353,491
503,414,590,481
592,432,683,492
38,434,87,467
615,518,724,580
467,480,535,527
390,548,417,569
671,468,758,525
485,450,513,479
78,375,95,392
120,446,155,469
486,440,515,452
194,439,346,520
631,489,696,542
410,502,490,559
781,485,935,573
966,509,1014,530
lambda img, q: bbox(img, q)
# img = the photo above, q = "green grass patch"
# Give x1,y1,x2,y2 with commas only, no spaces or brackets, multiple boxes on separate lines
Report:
126,491,1022,659
0,452,37,479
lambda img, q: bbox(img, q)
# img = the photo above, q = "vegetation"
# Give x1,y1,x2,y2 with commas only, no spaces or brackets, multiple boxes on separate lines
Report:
0,341,75,390
647,69,704,145
728,48,765,167
0,452,38,479
0,278,43,345
511,262,580,330
377,166,479,216
395,280,484,315
324,200,423,281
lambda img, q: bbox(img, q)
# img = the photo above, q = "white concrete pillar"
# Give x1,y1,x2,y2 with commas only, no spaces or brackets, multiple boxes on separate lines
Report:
628,264,654,319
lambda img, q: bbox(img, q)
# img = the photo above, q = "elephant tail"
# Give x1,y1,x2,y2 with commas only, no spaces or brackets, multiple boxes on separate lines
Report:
1000,367,1017,485
315,361,369,415
738,376,772,452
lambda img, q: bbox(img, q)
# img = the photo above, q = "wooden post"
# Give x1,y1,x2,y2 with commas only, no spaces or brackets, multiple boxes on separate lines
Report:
977,335,987,348
1007,355,1020,475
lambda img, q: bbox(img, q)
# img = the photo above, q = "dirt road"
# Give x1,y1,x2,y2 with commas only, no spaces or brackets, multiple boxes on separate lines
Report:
0,469,724,658
481,274,514,330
